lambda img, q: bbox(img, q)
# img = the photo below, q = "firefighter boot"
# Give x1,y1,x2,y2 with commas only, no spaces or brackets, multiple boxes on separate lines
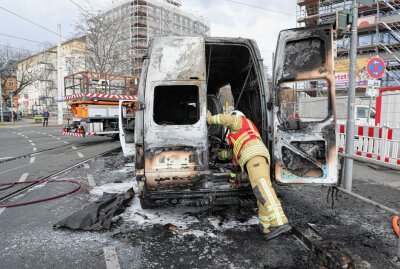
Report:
263,223,292,241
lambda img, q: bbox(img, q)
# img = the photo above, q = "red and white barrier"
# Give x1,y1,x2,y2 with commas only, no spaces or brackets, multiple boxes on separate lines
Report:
337,124,400,165
62,131,97,137
63,93,137,101
63,131,84,137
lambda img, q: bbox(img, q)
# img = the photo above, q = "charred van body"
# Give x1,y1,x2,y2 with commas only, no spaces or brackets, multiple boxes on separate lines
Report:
132,26,337,208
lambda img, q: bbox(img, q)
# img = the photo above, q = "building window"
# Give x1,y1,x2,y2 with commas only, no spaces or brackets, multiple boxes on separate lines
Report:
153,85,199,125
9,80,14,87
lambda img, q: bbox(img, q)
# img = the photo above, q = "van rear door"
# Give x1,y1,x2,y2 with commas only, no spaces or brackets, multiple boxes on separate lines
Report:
273,25,337,184
142,37,208,189
119,100,136,157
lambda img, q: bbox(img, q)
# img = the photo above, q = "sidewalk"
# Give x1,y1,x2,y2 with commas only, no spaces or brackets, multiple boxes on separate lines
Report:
0,117,61,128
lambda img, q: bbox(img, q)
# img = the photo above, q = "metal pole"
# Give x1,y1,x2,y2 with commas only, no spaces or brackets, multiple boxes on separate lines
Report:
57,24,63,126
367,95,372,124
10,92,13,125
334,186,400,216
0,75,3,123
339,152,400,171
375,2,380,55
343,0,358,191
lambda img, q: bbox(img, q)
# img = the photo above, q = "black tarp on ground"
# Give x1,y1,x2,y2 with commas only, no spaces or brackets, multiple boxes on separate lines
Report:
54,188,135,230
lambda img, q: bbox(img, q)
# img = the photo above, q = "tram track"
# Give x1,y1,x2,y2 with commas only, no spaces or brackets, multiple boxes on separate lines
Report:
0,147,120,204
0,138,114,165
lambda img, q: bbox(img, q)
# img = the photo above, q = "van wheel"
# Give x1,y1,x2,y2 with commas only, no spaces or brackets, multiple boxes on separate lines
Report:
139,197,156,209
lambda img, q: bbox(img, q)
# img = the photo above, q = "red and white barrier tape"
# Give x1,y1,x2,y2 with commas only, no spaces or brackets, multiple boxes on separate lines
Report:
62,131,97,137
63,93,137,100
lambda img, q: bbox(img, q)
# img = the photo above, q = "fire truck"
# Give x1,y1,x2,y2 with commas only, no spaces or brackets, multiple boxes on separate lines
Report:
62,71,137,139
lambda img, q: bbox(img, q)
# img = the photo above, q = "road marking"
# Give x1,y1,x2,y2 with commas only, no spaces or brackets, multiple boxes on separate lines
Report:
71,146,77,150
84,163,90,169
12,131,16,133
87,174,95,187
17,133,21,135
103,246,121,269
48,134,52,137
0,208,6,216
0,156,14,160
77,152,84,158
63,141,69,144
30,143,35,146
28,140,32,142
56,137,61,140
18,173,29,182
33,148,37,152
42,133,46,135
29,157,35,163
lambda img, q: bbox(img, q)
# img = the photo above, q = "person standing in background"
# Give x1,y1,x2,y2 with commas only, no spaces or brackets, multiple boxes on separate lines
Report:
42,110,50,127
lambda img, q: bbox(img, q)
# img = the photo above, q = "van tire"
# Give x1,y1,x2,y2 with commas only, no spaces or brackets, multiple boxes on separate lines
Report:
139,197,156,209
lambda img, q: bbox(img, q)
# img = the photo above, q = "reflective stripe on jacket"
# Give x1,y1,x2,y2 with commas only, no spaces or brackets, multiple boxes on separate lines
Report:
228,116,261,160
208,113,270,169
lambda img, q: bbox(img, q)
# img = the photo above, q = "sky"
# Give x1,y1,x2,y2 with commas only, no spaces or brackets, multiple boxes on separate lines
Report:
0,0,297,71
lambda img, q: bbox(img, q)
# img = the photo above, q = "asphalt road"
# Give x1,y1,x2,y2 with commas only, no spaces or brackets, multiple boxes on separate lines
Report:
0,126,120,196
0,125,399,269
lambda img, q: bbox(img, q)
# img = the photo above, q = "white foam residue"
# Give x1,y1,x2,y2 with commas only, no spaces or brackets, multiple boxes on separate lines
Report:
123,196,201,228
207,216,258,231
111,166,133,173
183,229,218,238
90,181,136,196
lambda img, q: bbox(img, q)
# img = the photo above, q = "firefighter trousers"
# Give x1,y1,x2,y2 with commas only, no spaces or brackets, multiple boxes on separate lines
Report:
246,156,288,233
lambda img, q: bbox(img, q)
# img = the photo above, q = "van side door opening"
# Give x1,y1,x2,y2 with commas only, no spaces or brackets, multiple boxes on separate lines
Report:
205,41,268,172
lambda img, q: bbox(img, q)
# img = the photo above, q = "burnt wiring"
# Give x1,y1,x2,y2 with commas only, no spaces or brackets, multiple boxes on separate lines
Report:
327,186,340,210
326,156,345,209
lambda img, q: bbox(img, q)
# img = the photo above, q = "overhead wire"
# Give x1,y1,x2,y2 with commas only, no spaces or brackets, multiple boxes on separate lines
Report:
0,44,39,54
0,6,68,40
223,0,296,17
0,33,47,44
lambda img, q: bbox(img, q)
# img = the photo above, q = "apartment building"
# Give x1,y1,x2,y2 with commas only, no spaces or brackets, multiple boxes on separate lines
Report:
101,0,210,77
17,37,86,114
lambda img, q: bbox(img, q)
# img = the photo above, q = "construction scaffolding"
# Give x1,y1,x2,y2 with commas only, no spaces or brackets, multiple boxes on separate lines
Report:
103,0,210,77
297,0,400,88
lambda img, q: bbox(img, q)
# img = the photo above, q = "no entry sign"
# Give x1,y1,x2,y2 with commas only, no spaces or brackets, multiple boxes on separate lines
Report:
367,57,386,79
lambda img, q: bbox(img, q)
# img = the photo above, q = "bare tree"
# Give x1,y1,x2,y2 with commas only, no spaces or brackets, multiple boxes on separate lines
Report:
0,46,41,104
74,6,133,75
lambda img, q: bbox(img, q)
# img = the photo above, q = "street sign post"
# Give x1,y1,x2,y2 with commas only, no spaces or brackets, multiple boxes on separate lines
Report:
367,57,386,79
366,79,381,97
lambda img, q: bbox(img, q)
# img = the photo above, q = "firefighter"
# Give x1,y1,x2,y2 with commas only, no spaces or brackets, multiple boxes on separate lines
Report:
207,110,291,240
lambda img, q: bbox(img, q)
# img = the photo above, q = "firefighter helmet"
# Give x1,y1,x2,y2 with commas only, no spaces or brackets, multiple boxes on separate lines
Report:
231,110,245,117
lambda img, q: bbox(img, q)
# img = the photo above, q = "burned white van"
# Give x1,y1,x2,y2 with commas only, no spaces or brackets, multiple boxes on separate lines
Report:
129,26,337,208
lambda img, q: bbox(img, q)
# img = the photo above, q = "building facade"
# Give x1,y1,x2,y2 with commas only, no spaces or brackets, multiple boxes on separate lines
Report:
17,37,86,114
2,76,18,109
101,0,210,77
297,0,400,95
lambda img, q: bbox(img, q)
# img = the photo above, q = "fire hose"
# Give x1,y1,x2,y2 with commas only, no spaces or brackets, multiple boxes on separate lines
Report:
0,180,81,208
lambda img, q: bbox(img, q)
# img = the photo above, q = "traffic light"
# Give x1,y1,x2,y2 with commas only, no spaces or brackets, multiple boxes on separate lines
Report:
335,10,352,38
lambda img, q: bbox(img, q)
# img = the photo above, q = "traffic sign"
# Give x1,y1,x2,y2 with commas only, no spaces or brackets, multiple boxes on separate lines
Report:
367,57,386,79
366,79,381,97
